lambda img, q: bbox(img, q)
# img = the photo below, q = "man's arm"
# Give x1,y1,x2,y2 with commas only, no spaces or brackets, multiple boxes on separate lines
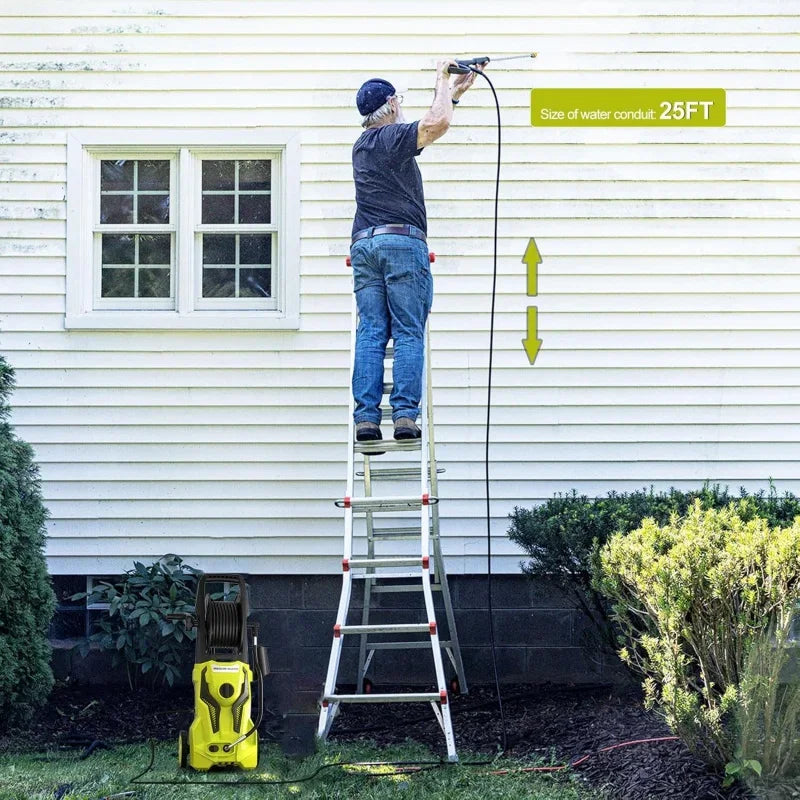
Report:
417,59,483,149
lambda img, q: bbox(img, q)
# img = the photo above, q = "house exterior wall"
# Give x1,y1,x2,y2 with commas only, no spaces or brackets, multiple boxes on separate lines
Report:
1,1,799,579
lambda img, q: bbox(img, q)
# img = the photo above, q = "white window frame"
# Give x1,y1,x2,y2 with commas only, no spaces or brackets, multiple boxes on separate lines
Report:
66,129,300,330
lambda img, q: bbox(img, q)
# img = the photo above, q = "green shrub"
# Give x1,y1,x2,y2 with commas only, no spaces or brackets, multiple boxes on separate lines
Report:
594,501,800,777
74,555,200,689
507,484,800,661
0,356,56,730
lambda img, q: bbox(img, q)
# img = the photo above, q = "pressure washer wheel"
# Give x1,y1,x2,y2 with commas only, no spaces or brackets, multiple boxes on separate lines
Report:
178,730,189,768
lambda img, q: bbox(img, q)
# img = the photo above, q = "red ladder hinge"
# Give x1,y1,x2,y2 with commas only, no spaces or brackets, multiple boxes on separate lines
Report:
429,621,437,635
342,558,350,572
422,556,430,569
333,624,341,638
342,496,351,508
439,690,448,705
422,493,430,505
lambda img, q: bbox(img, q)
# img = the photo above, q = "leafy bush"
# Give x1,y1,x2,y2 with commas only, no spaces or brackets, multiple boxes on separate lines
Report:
594,501,800,778
507,484,800,661
0,357,56,730
74,555,200,689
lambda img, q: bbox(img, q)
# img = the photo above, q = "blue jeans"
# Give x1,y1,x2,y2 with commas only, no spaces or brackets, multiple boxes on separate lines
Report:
350,229,433,424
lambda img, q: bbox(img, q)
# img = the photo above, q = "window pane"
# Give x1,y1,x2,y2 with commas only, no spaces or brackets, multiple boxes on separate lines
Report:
138,159,170,190
101,234,135,264
239,160,270,191
139,234,171,265
100,194,133,224
203,268,236,297
238,194,270,224
240,234,271,265
203,234,236,264
138,193,170,224
101,159,133,191
139,268,171,298
102,268,135,297
202,160,235,191
202,194,234,224
239,268,271,298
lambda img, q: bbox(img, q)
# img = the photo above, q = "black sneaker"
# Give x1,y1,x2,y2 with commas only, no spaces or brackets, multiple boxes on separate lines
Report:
393,417,421,440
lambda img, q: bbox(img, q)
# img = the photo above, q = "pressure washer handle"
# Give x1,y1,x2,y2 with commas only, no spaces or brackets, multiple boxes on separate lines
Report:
447,56,490,75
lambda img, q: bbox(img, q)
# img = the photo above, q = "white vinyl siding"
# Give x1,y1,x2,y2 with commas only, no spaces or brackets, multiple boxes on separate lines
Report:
1,1,799,575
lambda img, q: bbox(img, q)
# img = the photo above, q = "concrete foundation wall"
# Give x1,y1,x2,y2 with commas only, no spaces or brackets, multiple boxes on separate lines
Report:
52,574,630,714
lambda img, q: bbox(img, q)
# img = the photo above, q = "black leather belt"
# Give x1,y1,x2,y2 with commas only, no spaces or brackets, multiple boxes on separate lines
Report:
351,224,427,245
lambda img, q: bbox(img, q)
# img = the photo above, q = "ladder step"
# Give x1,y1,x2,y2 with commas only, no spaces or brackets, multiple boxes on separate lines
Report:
357,467,444,480
324,692,442,704
336,495,438,512
355,439,421,455
346,556,427,570
371,526,424,540
366,640,453,650
363,467,420,480
352,570,434,580
337,623,432,636
371,583,442,593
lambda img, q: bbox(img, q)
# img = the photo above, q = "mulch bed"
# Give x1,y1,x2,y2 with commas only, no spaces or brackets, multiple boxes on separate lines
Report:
0,680,787,799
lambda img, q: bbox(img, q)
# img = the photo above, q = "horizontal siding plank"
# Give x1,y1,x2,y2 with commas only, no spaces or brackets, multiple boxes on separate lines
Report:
3,13,800,35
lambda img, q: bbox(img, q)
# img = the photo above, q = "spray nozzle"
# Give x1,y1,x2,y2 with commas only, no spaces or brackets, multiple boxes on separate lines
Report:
447,53,537,74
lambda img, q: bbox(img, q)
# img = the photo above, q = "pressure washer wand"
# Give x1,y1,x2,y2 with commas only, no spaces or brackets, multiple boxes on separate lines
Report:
447,53,537,74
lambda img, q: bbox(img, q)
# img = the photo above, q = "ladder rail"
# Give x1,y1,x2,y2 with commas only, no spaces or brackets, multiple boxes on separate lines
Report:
319,271,461,762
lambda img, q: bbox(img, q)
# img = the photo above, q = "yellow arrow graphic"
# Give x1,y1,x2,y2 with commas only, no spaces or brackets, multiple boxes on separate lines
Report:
522,237,542,297
522,306,542,365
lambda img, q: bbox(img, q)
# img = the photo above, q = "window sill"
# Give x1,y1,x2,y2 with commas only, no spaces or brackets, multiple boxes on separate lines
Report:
64,311,300,331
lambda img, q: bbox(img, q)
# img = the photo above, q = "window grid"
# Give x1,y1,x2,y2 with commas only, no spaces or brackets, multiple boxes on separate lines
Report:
197,156,276,308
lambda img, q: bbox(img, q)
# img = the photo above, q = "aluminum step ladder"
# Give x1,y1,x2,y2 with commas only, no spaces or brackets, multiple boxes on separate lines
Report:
317,266,467,762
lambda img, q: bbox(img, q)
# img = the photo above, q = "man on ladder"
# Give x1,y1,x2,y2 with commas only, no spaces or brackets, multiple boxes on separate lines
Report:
350,59,483,445
317,59,481,762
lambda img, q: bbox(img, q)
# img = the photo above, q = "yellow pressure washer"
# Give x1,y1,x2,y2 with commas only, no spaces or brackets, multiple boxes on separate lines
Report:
175,574,269,771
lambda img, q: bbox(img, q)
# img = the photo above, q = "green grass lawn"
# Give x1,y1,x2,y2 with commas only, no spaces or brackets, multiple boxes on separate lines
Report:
0,739,604,800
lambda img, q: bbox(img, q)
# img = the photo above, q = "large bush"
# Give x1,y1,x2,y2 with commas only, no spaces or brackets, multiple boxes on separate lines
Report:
0,356,56,729
507,485,800,660
594,501,800,779
75,554,200,689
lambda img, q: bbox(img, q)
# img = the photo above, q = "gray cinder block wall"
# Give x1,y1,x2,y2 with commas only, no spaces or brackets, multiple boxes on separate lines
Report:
51,574,629,712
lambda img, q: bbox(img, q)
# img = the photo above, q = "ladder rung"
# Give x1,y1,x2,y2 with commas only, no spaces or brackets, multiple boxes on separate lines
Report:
337,623,431,636
324,692,442,704
366,640,453,650
371,526,423,540
352,570,434,580
363,467,420,480
371,583,442,593
336,495,438,512
355,439,421,455
347,556,426,570
358,467,444,480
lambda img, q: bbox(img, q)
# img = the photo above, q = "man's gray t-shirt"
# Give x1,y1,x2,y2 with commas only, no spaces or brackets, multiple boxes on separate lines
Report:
351,120,427,236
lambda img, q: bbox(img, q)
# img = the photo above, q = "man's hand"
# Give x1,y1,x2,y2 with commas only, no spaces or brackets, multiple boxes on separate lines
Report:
452,62,484,101
436,58,460,81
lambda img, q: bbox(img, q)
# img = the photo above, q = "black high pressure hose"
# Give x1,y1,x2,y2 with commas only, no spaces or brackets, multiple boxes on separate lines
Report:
128,64,510,788
465,63,508,755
